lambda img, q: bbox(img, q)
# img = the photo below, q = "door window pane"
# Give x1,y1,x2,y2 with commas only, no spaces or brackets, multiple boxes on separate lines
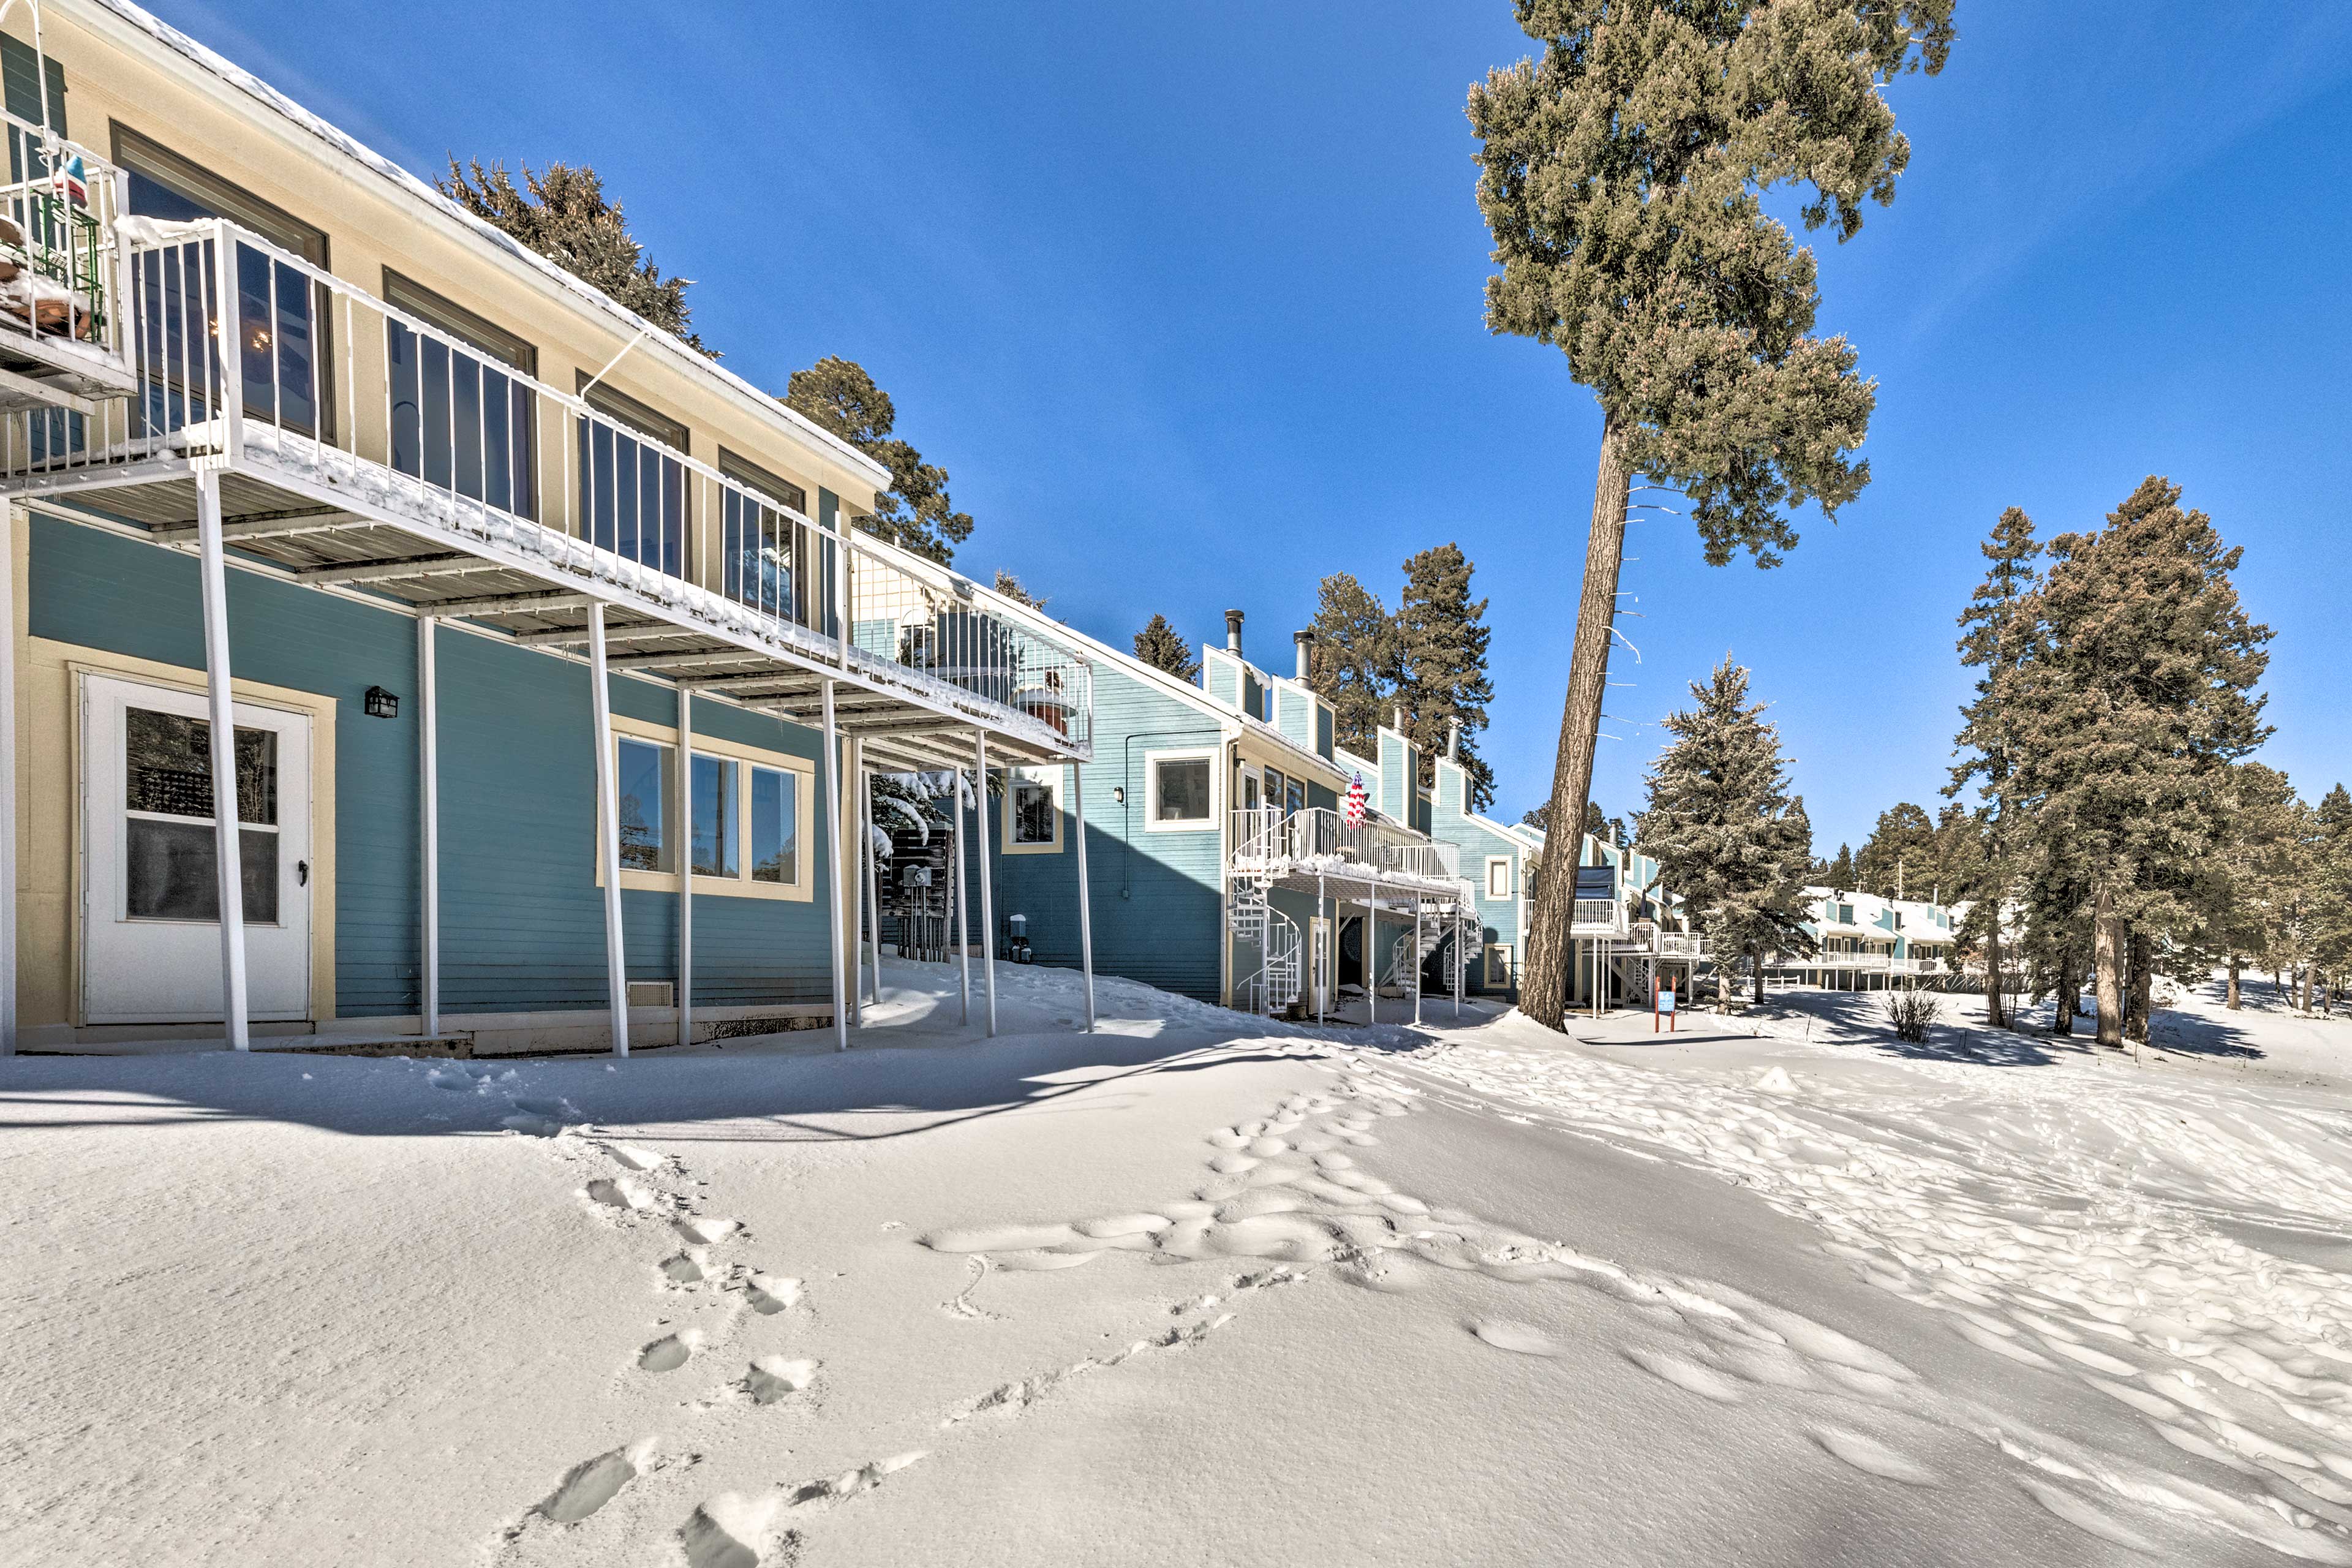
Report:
125,707,276,824
691,754,737,878
1155,757,1211,823
578,415,685,579
1285,779,1305,818
125,818,279,922
616,737,670,872
751,766,797,884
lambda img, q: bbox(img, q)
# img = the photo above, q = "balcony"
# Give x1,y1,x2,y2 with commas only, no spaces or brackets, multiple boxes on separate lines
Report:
1229,807,1464,902
0,111,138,410
0,219,1090,769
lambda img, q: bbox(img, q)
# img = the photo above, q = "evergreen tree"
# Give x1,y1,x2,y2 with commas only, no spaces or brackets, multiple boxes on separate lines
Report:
1946,505,2044,1027
785,357,974,565
2313,785,2352,1011
2012,477,2271,1049
1853,804,1936,899
2199,763,2299,1008
1638,660,1817,1004
1521,803,1552,835
440,159,710,353
1468,2,1954,1031
991,570,1044,609
1396,543,1498,812
1580,801,1628,846
1306,572,1404,760
1825,843,1856,891
1131,614,1200,682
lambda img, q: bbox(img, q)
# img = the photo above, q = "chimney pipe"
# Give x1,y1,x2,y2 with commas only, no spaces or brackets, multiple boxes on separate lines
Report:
1447,716,1460,758
1292,628,1314,681
1392,703,1406,733
1224,608,1244,654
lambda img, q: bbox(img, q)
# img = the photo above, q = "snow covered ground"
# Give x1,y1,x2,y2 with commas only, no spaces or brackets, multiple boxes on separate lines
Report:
6,960,2352,1566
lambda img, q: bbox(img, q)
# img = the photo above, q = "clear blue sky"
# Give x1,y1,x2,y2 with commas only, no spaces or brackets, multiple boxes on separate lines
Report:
154,1,2352,853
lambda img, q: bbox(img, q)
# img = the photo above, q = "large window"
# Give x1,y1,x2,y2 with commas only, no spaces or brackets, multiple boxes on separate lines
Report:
1148,752,1214,830
691,755,737,878
385,270,537,520
616,737,671,872
113,125,333,442
578,378,687,579
719,448,808,626
1484,944,1513,988
751,766,798,884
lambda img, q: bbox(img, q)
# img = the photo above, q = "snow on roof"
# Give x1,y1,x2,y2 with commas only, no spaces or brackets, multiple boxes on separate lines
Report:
83,0,891,492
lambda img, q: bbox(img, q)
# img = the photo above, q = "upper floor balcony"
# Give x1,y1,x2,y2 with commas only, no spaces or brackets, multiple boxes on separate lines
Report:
0,216,1090,769
1229,806,1466,903
0,106,138,409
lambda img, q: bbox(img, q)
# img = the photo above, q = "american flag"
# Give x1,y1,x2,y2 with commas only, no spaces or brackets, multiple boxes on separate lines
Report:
1342,773,1368,827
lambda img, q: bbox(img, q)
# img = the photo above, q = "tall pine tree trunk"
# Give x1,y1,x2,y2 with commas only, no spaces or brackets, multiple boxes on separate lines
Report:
1520,423,1632,1031
2226,956,2240,1009
2301,966,2314,1012
2093,888,2125,1049
1983,922,2007,1029
2052,944,2078,1035
2125,933,2152,1046
1752,945,1765,1005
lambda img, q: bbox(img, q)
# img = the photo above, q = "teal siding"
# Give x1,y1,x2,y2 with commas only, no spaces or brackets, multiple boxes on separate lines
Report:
985,662,1224,1002
1428,758,1531,997
1274,685,1314,752
31,518,835,1020
1315,704,1334,761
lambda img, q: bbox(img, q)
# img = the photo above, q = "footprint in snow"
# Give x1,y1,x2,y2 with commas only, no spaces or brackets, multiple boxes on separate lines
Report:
639,1331,700,1373
586,1177,656,1212
744,1357,818,1403
1469,1319,1562,1356
745,1274,802,1314
674,1216,739,1245
538,1441,652,1523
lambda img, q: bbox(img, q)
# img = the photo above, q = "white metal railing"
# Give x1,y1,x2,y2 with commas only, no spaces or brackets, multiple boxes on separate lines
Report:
1808,948,1891,970
1229,806,1461,887
0,103,127,371
0,219,1091,749
1651,932,1709,959
1572,897,1621,929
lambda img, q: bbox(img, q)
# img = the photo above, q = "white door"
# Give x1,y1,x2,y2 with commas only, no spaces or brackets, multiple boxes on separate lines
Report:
81,673,314,1024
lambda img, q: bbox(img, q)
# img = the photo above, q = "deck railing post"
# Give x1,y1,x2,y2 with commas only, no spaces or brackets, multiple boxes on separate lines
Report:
588,603,628,1056
194,467,249,1050
861,758,883,1007
974,729,997,1038
1072,759,1095,1033
821,679,847,1050
418,613,440,1038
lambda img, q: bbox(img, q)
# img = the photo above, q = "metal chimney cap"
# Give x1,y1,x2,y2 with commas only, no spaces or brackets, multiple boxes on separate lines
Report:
1223,608,1245,652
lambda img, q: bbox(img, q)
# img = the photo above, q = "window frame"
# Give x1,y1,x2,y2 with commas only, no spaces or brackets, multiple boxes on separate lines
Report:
382,267,540,521
597,715,816,901
1483,943,1513,988
576,372,692,580
1485,855,1513,902
1002,764,1065,855
1145,747,1218,833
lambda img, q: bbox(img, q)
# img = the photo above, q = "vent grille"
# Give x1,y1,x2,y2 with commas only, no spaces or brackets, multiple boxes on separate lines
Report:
627,981,675,1009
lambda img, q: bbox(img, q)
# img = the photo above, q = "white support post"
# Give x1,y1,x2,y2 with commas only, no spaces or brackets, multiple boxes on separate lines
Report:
974,730,997,1038
953,769,971,1025
821,680,848,1051
1412,897,1422,1027
588,604,628,1057
418,614,440,1038
676,685,693,1050
1453,906,1464,1020
1316,875,1327,1030
0,503,16,1058
861,760,883,1008
195,470,250,1050
1071,760,1095,1033
1366,889,1379,1027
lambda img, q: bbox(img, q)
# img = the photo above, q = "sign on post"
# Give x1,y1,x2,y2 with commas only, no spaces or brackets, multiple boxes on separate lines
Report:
1654,976,1677,1033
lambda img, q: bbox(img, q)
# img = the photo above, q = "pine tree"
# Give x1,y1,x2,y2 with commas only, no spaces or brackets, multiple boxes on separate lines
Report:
1638,660,1817,1004
1825,843,1856,891
1468,3,1954,1031
1853,804,1937,899
1946,505,2045,1027
1521,803,1552,835
2013,477,2272,1049
440,159,710,353
2313,785,2352,1011
785,357,975,565
1132,614,1200,682
991,570,1044,609
1396,543,1498,812
1580,801,1627,846
1306,572,1403,760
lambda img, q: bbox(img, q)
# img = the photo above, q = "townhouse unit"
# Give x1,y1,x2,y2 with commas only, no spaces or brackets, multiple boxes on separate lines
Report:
974,611,1474,1020
0,0,1099,1055
1775,887,1961,989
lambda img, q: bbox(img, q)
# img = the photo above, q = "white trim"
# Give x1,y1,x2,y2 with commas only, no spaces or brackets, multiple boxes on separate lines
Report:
1484,943,1513,989
1143,745,1219,832
595,713,816,902
1001,764,1065,856
1485,855,1513,902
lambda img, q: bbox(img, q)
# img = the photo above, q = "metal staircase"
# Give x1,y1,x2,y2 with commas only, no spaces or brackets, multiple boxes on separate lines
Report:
1231,872,1302,1017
